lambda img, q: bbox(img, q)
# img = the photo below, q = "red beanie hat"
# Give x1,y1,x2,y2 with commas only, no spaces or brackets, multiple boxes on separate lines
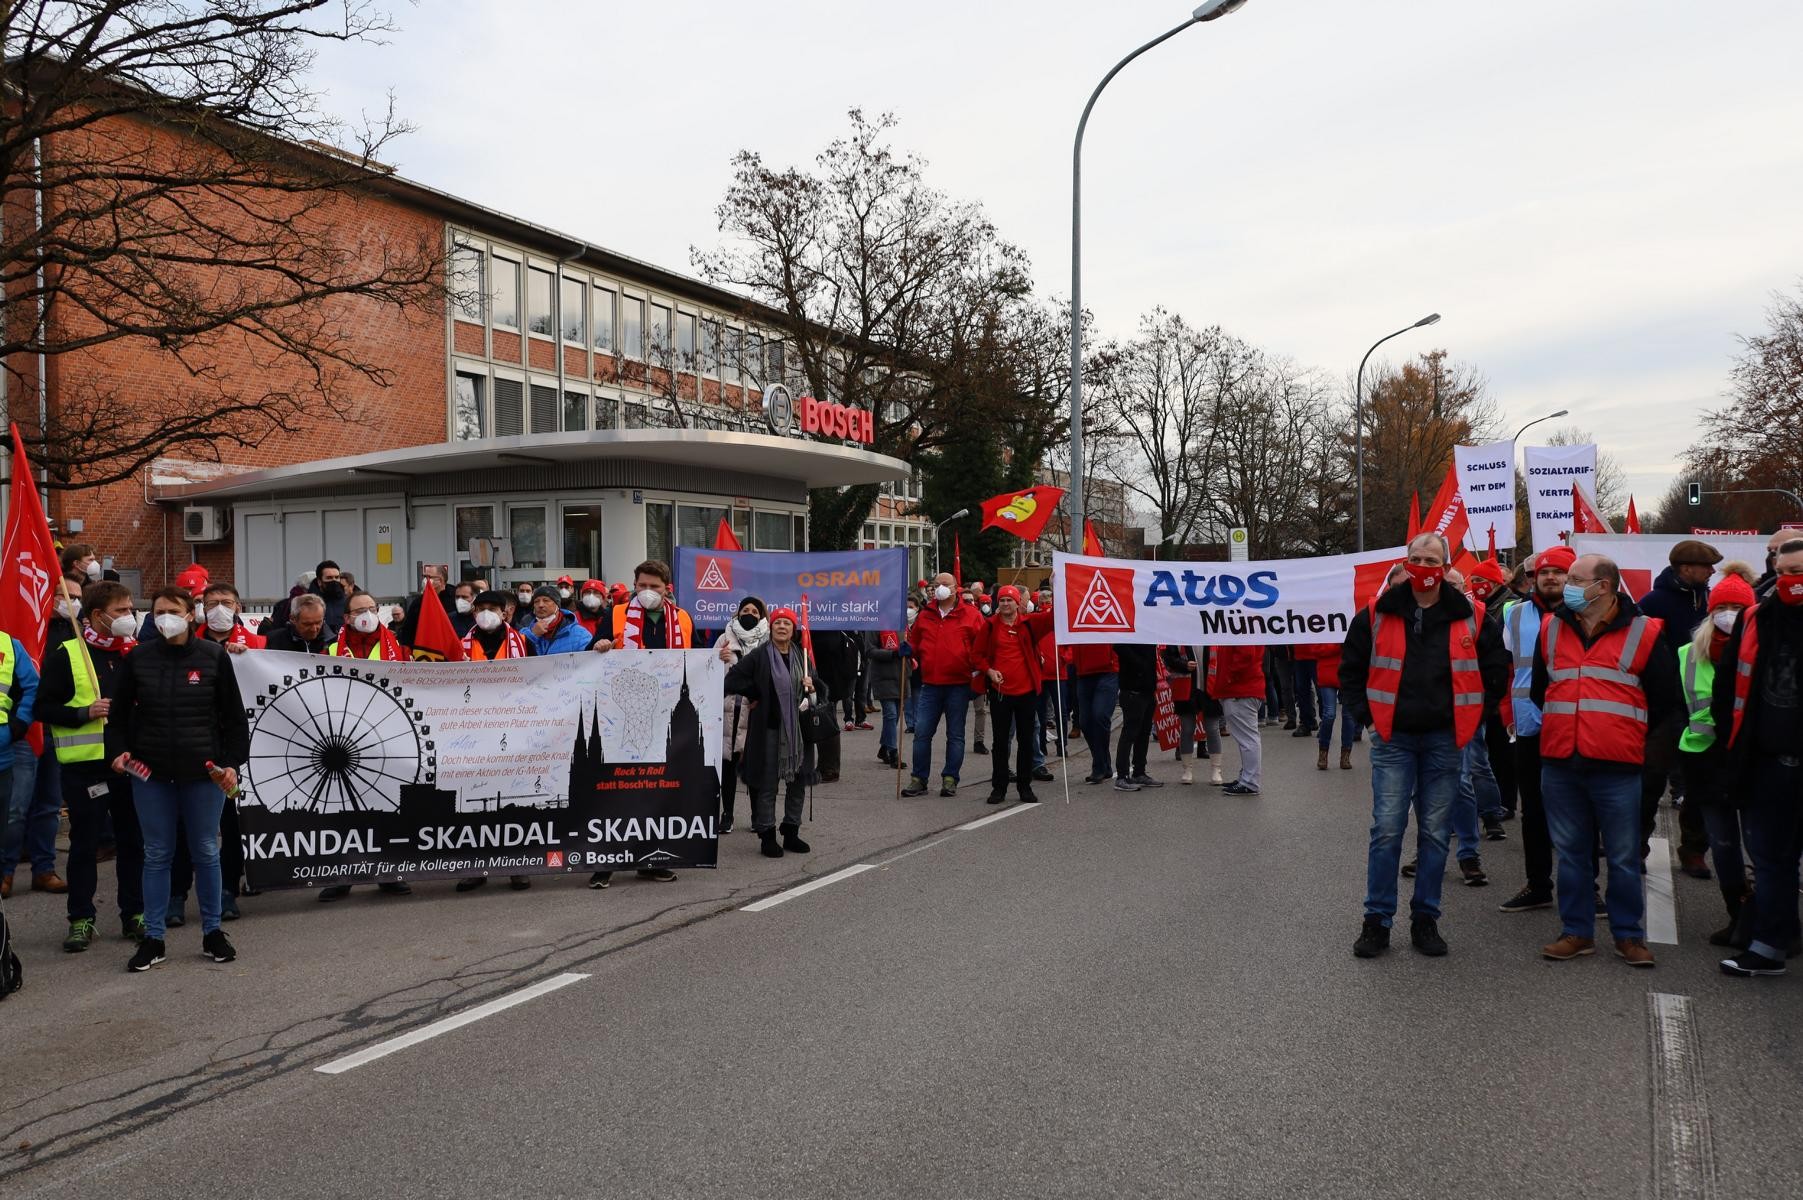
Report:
1533,546,1576,573
1470,560,1506,584
1708,573,1756,612
769,606,799,627
175,563,210,596
996,584,1023,604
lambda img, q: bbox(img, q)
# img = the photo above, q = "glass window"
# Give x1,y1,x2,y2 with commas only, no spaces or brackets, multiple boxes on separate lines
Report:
677,504,730,549
648,302,672,360
450,244,485,323
526,266,554,335
509,506,547,569
722,327,741,384
645,501,673,566
560,276,585,342
493,376,524,436
794,513,807,550
490,256,519,329
675,312,696,370
621,297,644,359
731,507,750,548
623,400,650,429
455,504,495,558
563,390,588,432
562,504,602,579
754,510,793,551
595,393,618,430
700,319,719,377
592,285,616,353
529,382,558,433
743,332,764,387
765,338,784,381
452,371,486,441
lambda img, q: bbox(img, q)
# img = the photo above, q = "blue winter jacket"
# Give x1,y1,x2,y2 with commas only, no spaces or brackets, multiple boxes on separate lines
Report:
522,610,594,655
1,634,41,754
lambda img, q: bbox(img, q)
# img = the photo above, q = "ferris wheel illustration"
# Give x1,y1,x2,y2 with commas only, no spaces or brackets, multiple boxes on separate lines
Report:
242,663,434,813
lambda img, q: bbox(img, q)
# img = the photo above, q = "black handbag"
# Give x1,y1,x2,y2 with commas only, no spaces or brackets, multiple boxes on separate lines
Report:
799,700,833,746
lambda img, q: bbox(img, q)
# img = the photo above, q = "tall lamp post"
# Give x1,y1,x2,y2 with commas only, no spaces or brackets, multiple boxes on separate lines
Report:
1512,409,1568,444
933,508,969,577
1354,312,1441,551
1068,0,1250,551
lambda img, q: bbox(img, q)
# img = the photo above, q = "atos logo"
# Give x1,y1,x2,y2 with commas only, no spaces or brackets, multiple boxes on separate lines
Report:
1144,568,1281,611
1066,564,1136,634
694,556,732,592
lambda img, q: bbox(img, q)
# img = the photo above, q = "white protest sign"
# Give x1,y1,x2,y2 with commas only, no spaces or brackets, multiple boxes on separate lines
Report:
1568,532,1769,601
1522,443,1597,551
1453,440,1517,550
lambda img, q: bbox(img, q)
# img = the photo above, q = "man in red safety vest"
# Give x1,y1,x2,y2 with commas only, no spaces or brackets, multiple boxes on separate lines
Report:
1341,533,1509,961
1532,553,1677,968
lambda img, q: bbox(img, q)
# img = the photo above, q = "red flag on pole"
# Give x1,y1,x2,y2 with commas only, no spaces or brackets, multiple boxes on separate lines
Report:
713,516,742,550
1082,521,1104,557
408,580,467,662
979,485,1065,543
1422,466,1471,553
797,592,816,662
2,425,58,753
1406,492,1423,540
953,532,962,589
1486,524,1498,562
1572,481,1612,534
1625,496,1641,534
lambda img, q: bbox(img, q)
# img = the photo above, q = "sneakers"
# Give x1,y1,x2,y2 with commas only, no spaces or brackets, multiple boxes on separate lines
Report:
1112,777,1141,792
940,776,958,798
454,877,487,893
1130,774,1164,788
1614,937,1655,968
509,875,532,890
318,885,352,903
64,917,97,953
719,813,735,835
221,896,240,920
1221,781,1260,796
1180,765,1194,785
1720,950,1787,977
1017,791,1040,804
1033,766,1054,782
854,721,874,731
588,872,611,888
637,868,679,881
121,913,146,943
1084,772,1110,785
1459,857,1488,887
377,882,412,896
1410,917,1448,957
127,938,167,972
1541,934,1596,961
1353,916,1390,958
901,777,928,797
986,791,1007,805
1498,886,1553,913
972,741,989,756
843,721,856,732
203,929,237,963
1483,817,1507,842
1290,726,1314,738
1400,858,1418,879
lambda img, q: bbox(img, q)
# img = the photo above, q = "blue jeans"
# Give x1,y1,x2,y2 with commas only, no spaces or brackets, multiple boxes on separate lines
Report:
2,742,60,878
1542,761,1645,940
910,683,970,784
879,698,900,754
1073,673,1119,778
1316,687,1358,751
904,682,919,732
1700,804,1746,904
1363,728,1460,925
135,778,227,939
1292,660,1318,729
1451,731,1506,860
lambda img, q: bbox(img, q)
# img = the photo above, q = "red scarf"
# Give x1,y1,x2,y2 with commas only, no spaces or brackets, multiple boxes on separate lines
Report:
462,625,528,660
619,597,685,649
332,625,406,660
81,622,135,654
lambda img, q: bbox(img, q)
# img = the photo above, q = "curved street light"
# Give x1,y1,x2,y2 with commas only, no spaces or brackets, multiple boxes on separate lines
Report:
1512,409,1569,443
1354,312,1440,551
1068,1,1251,552
933,508,969,577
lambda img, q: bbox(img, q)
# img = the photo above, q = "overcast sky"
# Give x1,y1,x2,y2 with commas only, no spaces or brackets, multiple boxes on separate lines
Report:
311,0,1803,508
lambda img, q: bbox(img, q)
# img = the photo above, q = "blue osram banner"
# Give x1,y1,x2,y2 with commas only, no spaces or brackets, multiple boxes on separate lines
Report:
1051,547,1407,646
674,547,907,630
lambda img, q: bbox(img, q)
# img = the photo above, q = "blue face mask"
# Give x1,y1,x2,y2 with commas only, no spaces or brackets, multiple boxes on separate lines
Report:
1562,582,1592,613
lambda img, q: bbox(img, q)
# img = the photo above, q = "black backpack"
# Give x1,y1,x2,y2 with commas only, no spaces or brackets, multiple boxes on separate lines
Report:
0,902,22,1000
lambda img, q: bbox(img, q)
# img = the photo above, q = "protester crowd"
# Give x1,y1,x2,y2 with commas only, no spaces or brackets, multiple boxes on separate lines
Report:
4,527,1800,985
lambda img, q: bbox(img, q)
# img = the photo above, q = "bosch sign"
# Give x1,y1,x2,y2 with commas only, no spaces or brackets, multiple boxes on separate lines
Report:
798,395,873,445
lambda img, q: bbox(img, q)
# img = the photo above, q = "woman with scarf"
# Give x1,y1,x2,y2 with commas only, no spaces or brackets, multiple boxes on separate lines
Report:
725,606,824,859
715,596,769,834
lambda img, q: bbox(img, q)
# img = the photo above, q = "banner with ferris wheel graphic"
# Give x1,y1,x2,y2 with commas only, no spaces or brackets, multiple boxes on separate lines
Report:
232,649,725,889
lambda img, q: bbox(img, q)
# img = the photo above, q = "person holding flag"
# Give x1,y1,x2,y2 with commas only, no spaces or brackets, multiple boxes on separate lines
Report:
725,606,825,858
976,585,1053,804
406,576,469,663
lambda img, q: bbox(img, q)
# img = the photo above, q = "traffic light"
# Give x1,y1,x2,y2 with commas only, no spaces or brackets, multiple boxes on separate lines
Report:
1687,482,1702,506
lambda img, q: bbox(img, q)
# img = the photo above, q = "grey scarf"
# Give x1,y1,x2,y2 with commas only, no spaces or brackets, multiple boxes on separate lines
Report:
768,641,805,783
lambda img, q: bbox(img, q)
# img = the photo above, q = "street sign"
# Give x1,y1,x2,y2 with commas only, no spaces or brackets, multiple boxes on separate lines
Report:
1228,527,1249,562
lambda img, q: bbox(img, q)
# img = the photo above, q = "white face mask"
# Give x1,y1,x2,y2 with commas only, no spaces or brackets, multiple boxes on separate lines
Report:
934,585,952,602
474,610,502,631
56,598,79,620
349,611,380,634
153,612,188,639
580,593,601,610
455,597,473,614
1713,609,1740,633
637,588,664,611
558,587,572,600
906,608,918,625
206,606,236,633
86,560,103,581
516,591,532,603
110,614,139,639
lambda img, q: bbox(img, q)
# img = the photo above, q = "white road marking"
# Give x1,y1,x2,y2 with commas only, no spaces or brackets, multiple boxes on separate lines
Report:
873,837,954,867
958,804,1042,832
740,863,877,912
1645,835,1679,945
1647,993,1718,1200
315,972,590,1075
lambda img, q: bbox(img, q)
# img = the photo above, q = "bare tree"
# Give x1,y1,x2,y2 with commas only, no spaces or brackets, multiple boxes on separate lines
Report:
2,0,444,486
1204,354,1338,558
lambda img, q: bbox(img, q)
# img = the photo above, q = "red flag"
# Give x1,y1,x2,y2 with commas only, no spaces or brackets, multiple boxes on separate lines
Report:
1572,481,1612,534
713,516,742,550
953,533,962,589
1486,524,1498,561
1625,496,1641,534
2,426,58,753
1082,521,1104,557
409,580,467,662
1406,492,1423,540
979,485,1065,543
1422,466,1471,553
797,592,816,662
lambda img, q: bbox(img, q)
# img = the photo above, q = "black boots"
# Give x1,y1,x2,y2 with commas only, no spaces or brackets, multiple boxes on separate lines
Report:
760,830,784,858
780,823,811,854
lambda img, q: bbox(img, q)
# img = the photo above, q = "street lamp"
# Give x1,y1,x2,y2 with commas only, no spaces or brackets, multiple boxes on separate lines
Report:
933,508,969,577
1068,0,1250,552
1512,409,1568,443
1354,312,1440,551
1150,530,1182,560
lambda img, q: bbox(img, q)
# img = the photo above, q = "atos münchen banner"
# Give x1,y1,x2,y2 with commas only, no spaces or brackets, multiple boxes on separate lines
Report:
673,547,907,630
1052,547,1407,647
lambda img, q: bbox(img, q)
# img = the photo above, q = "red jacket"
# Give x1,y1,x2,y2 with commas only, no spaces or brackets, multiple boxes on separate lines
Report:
908,599,986,687
1205,645,1265,700
1036,628,1069,683
978,610,1054,697
1070,643,1119,677
1295,642,1341,689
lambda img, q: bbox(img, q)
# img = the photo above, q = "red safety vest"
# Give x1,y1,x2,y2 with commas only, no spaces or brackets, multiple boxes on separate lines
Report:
1539,611,1661,765
1365,599,1486,747
1728,614,1761,747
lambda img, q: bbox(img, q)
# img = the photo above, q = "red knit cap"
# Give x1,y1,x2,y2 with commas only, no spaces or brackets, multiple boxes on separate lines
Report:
1470,559,1506,584
174,563,210,596
1533,546,1576,573
1708,573,1756,612
769,606,799,627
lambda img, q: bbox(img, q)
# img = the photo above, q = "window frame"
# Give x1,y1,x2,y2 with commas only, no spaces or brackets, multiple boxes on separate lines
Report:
489,251,521,331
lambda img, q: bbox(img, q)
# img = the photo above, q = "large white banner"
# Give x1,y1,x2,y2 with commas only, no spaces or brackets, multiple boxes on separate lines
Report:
1522,443,1597,550
1569,532,1769,602
1052,547,1406,647
1453,440,1517,550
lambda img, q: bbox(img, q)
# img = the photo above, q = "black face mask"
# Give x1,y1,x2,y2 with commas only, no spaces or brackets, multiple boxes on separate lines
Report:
320,581,345,600
737,613,761,631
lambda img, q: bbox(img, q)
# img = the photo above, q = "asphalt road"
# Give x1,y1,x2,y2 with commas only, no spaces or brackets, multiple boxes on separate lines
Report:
4,723,1799,1199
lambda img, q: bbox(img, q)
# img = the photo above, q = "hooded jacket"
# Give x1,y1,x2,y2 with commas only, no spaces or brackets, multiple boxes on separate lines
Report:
1636,564,1711,654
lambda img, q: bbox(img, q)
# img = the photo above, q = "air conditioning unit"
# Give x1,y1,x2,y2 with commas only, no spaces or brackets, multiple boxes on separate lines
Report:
182,505,228,543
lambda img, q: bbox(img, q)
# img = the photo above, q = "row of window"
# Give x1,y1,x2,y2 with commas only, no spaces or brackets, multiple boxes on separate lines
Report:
456,365,714,440
450,237,786,385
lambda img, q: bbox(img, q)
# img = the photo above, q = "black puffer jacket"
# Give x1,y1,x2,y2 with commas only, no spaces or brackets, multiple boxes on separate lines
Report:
105,636,250,782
